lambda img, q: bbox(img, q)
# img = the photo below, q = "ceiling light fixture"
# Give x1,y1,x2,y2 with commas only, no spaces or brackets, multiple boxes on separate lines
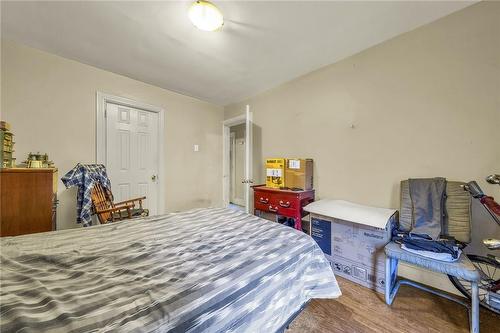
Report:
188,0,224,32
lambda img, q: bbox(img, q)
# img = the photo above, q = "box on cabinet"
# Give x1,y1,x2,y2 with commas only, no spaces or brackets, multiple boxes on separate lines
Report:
285,158,313,190
265,158,286,188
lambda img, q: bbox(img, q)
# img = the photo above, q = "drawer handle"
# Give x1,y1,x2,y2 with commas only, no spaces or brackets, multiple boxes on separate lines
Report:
259,197,269,204
279,200,290,208
268,205,278,213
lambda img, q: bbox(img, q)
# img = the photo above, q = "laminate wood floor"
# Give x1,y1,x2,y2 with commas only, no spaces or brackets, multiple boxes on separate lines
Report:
289,277,500,333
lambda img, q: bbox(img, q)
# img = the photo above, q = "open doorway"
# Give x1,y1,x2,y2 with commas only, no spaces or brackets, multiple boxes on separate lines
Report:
222,105,253,213
229,125,246,210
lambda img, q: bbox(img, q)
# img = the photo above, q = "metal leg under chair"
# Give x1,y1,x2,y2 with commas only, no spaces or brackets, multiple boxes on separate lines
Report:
385,256,399,305
384,256,480,333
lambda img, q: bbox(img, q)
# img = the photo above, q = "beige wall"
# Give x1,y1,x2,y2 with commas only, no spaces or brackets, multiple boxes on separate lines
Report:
225,2,500,292
1,39,223,230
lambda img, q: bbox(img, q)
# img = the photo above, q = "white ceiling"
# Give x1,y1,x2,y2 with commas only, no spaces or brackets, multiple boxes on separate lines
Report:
1,1,473,105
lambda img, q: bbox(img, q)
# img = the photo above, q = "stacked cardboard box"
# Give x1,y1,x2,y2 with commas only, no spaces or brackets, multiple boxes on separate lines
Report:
265,158,313,190
265,158,286,188
285,158,313,190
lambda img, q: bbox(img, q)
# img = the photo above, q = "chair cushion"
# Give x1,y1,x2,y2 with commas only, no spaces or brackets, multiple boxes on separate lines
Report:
385,241,480,281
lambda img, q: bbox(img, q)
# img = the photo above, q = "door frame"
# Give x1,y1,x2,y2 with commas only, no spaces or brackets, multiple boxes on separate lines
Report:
229,132,246,207
230,131,236,203
96,91,166,215
222,105,252,212
222,114,246,209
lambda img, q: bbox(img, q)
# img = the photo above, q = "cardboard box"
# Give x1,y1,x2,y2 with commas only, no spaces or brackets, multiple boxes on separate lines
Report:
305,200,396,293
266,158,286,188
285,158,313,190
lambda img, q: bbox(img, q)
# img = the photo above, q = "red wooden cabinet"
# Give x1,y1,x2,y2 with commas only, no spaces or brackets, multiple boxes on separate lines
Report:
252,185,315,231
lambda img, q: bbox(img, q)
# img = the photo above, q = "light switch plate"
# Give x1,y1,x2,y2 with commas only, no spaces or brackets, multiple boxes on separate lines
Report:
193,144,199,152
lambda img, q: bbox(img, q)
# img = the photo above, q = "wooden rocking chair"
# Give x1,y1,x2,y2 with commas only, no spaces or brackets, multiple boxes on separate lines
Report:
91,182,148,224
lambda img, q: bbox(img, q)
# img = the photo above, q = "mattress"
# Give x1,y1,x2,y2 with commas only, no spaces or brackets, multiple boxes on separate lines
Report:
0,208,341,333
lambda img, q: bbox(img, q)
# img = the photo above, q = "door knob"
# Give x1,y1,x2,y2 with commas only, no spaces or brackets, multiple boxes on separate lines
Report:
151,175,157,181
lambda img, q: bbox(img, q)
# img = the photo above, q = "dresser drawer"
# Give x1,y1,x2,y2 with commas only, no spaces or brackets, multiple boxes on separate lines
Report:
255,192,276,212
255,193,273,206
254,193,299,214
273,196,297,210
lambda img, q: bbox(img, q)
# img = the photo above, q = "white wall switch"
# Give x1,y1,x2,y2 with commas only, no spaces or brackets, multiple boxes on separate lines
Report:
193,144,199,152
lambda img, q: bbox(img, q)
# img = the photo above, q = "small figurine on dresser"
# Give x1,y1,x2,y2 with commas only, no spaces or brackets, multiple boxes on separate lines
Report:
20,152,55,168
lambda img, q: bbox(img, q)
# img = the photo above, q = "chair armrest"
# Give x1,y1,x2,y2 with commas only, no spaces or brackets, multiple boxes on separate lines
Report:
113,197,146,206
96,205,133,214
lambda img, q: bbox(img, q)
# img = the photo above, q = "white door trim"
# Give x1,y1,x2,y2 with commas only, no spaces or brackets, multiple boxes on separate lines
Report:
96,91,166,214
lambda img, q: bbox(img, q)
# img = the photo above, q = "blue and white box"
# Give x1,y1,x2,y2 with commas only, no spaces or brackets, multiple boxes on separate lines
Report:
305,200,397,293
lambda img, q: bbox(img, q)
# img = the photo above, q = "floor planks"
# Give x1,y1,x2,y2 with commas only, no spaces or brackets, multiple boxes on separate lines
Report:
289,277,500,333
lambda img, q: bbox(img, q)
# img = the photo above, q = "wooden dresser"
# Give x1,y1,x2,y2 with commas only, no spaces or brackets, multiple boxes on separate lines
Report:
1,168,58,237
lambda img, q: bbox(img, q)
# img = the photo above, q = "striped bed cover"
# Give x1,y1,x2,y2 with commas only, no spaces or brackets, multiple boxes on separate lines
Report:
1,208,341,332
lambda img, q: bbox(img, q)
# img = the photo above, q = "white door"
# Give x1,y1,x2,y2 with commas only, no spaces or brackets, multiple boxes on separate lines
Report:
105,102,159,215
244,105,253,213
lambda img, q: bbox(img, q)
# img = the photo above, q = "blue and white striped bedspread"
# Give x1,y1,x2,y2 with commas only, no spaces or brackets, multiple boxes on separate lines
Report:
1,208,341,332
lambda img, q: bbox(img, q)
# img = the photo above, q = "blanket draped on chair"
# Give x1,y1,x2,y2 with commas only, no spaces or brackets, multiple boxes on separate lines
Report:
408,177,446,240
61,163,112,227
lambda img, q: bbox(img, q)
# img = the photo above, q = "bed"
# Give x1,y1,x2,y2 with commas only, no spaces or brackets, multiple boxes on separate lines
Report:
1,208,341,332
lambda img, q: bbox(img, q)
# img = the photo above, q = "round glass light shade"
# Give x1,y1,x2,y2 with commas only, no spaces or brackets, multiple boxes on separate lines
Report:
188,1,224,31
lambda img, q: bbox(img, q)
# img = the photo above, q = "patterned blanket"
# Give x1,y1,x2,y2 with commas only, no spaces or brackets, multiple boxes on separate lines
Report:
1,208,341,332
